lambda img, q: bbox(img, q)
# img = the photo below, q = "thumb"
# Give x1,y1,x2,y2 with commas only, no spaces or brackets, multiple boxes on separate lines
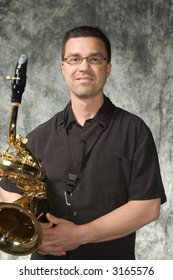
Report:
46,212,61,225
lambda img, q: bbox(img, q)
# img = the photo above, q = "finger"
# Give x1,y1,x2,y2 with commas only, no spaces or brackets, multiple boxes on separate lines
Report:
40,221,53,230
42,234,57,242
37,212,44,220
46,213,61,225
38,246,66,256
37,250,47,256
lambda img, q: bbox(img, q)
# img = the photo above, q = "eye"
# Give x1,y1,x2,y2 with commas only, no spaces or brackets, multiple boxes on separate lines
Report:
90,56,101,63
68,56,81,64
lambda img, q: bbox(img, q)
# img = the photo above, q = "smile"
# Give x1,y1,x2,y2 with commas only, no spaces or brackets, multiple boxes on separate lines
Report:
76,76,93,82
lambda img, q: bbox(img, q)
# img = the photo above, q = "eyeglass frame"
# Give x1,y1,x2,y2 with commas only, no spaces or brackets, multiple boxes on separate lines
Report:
62,55,107,65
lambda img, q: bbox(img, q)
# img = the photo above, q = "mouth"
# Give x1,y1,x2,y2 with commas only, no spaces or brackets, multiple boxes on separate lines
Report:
76,76,93,82
77,76,91,79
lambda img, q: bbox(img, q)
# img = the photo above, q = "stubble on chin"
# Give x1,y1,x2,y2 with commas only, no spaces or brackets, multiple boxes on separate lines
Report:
71,88,100,100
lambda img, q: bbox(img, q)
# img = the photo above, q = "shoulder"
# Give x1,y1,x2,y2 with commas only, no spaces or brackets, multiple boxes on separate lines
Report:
114,106,151,132
106,97,148,131
27,111,62,140
111,106,155,152
25,110,63,156
105,97,153,142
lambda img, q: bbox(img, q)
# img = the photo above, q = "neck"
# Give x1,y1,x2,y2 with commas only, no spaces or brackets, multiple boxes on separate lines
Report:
71,94,104,126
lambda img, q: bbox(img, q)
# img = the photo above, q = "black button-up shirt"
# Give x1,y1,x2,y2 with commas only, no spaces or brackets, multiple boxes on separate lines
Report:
1,96,166,259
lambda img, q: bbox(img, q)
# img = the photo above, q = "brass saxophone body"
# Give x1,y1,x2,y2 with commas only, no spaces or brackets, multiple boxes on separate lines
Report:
0,54,46,256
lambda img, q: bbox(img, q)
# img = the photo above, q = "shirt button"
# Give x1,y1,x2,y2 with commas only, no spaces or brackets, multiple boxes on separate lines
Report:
73,211,77,216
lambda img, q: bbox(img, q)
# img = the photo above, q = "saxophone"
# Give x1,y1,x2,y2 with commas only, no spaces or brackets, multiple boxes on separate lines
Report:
0,54,46,256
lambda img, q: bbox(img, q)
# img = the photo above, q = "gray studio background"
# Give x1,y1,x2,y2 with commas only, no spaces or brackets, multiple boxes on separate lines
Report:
0,0,172,260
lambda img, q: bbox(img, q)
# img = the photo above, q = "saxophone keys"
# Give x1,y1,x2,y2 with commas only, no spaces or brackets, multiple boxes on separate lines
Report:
6,76,20,80
22,138,28,144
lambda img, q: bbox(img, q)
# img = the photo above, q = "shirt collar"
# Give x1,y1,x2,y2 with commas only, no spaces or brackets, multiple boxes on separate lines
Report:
59,95,115,129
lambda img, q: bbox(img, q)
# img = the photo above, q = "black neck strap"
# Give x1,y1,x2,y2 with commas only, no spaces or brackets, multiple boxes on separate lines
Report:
60,97,115,205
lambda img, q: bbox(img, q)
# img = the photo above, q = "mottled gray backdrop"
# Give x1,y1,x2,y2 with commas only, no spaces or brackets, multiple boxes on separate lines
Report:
0,0,172,260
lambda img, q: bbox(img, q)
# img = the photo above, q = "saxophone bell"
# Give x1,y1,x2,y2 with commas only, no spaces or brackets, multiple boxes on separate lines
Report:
0,201,43,256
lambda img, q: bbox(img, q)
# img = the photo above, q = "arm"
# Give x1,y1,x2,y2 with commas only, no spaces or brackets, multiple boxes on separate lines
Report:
38,198,161,256
83,198,160,243
0,187,22,202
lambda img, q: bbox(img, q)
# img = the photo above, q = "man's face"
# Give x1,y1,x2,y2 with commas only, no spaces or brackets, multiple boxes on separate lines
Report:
61,37,111,100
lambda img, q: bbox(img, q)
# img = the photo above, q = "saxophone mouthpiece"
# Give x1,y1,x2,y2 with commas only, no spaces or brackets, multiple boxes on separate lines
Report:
11,54,28,104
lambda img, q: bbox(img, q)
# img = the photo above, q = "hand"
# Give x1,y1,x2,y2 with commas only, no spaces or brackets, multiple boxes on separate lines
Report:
38,213,81,256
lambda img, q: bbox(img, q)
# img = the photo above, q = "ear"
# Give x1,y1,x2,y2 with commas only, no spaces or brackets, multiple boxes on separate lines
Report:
61,61,65,76
106,63,112,77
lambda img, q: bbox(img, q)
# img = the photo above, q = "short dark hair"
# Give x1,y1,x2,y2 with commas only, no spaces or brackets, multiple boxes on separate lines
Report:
62,25,111,63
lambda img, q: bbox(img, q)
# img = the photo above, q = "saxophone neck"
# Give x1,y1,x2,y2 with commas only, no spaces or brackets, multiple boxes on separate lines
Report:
8,104,41,167
9,103,19,145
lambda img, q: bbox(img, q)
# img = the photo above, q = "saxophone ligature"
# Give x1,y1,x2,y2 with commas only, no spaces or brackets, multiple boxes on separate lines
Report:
0,54,46,255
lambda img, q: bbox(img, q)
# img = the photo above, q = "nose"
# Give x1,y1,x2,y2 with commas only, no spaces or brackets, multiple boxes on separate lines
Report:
78,58,90,70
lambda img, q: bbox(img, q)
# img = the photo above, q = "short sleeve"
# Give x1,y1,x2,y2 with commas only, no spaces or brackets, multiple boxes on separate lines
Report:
0,178,23,194
128,122,166,204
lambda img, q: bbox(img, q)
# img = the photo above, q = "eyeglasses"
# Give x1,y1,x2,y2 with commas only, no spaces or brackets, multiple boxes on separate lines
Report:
63,55,107,65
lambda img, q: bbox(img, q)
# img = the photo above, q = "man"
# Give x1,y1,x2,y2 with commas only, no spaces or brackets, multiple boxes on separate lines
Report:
0,26,166,260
